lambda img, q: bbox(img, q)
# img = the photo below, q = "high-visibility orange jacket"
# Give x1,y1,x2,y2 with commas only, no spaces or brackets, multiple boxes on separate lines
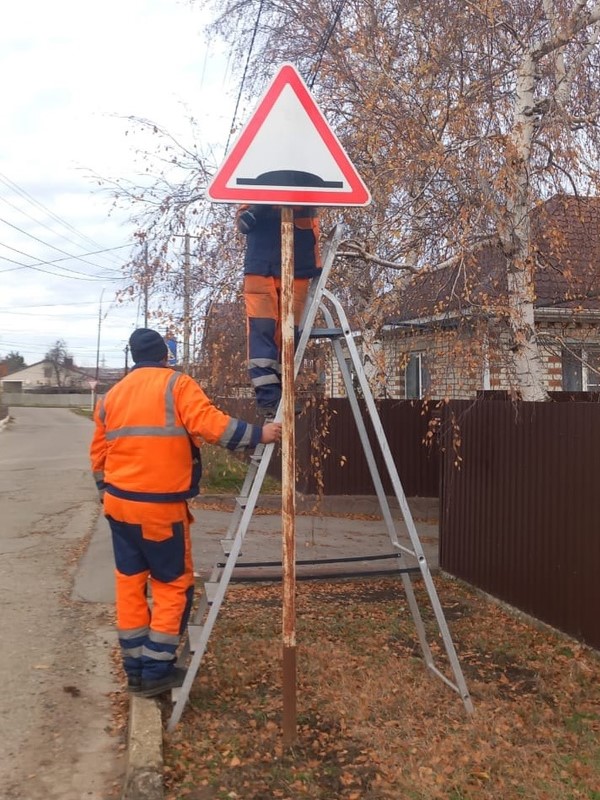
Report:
90,365,261,502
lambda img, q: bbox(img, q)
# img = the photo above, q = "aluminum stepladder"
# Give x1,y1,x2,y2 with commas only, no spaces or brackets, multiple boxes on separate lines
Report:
167,223,473,731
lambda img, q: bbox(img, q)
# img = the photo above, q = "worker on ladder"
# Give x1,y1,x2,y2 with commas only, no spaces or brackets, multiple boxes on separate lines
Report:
90,328,282,698
236,204,321,418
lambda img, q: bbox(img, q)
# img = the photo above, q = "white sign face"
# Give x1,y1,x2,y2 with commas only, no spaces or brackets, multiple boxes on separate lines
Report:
207,63,371,206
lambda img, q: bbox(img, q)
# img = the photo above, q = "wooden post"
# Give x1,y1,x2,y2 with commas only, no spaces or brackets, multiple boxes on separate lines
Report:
280,206,297,745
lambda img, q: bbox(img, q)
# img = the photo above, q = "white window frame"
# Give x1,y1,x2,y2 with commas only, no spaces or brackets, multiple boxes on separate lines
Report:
405,352,427,399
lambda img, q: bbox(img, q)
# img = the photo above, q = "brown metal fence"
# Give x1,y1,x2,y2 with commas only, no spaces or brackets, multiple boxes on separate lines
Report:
439,397,600,651
215,393,600,647
295,399,440,496
217,396,440,497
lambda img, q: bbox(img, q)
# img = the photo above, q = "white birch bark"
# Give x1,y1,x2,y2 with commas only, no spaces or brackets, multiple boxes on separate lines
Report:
502,49,549,400
502,0,600,400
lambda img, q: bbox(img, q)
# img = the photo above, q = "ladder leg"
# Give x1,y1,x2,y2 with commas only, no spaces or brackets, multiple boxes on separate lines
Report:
295,224,344,376
320,289,473,714
322,314,435,670
168,440,278,731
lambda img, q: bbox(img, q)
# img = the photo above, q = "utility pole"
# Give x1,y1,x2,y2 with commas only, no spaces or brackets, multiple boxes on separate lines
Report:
95,289,105,384
143,242,149,327
183,233,191,373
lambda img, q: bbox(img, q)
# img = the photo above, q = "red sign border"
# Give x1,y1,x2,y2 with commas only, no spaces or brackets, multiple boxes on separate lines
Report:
207,63,371,206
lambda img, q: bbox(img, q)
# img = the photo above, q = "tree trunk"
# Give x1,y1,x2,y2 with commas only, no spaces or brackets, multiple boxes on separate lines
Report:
506,262,548,400
503,51,549,401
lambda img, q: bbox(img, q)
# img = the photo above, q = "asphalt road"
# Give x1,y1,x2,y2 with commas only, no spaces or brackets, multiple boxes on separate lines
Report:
0,407,125,800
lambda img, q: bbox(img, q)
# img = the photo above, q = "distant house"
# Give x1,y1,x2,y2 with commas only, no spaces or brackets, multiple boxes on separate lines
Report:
77,366,125,392
195,297,329,402
0,359,90,393
194,299,250,399
373,194,600,399
0,361,124,394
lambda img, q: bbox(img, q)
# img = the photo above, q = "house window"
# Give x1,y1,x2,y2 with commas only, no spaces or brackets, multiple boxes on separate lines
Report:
43,366,53,379
562,347,600,391
405,353,429,399
345,358,362,397
585,349,600,390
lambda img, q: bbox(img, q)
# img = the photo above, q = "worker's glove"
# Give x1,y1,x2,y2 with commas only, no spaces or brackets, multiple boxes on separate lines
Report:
237,206,262,234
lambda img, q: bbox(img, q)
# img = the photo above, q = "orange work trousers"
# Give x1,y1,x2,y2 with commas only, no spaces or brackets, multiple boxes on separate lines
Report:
243,274,310,410
104,495,194,681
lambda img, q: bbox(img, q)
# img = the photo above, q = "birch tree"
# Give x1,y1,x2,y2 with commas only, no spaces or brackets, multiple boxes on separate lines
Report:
199,0,600,399
99,117,242,355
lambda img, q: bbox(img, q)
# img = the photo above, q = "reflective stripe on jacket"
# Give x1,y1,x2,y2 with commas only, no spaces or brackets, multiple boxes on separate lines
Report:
236,205,321,278
90,365,262,502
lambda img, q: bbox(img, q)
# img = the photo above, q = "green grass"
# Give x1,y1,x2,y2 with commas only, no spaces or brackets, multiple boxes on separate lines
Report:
72,407,94,419
200,443,281,494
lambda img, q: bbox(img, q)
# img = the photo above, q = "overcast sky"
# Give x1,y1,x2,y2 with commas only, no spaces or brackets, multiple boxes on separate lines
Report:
0,0,237,369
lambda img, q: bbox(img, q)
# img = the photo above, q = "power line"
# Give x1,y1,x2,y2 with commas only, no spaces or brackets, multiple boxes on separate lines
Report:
0,190,124,270
0,171,125,266
0,254,124,281
306,0,349,89
0,300,107,310
0,242,131,275
0,241,126,282
224,0,265,156
1,309,101,318
0,215,128,275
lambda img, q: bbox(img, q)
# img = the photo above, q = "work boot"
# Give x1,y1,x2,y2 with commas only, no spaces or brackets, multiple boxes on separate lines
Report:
127,675,142,693
139,667,187,698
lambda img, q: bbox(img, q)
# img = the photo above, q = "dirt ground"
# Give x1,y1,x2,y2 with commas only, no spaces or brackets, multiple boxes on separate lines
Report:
161,575,600,800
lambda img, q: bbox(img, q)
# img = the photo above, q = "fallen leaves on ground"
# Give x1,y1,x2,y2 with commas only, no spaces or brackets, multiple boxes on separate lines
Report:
163,576,600,800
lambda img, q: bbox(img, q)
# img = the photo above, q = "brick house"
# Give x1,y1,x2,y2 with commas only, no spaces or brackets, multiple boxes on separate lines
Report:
195,297,329,403
194,299,250,400
373,194,600,399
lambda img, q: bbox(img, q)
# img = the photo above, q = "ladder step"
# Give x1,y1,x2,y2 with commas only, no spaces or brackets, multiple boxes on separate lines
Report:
236,497,247,509
171,685,184,702
187,624,204,651
309,327,344,338
204,582,219,603
220,538,240,555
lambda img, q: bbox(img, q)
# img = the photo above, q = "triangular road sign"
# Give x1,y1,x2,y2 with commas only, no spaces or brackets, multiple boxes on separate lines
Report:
206,63,371,207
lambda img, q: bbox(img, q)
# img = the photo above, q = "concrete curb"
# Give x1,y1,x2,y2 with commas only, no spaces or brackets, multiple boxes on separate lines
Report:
121,696,164,800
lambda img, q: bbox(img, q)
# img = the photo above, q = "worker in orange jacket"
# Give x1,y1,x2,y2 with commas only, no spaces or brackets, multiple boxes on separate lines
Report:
90,328,282,697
